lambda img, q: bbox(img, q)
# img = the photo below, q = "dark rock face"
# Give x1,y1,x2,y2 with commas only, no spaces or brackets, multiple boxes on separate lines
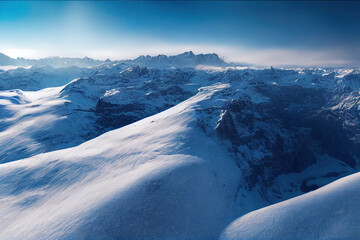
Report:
95,99,144,129
216,110,238,142
310,109,360,168
215,93,317,189
211,80,360,197
300,177,320,193
92,68,195,132
120,66,149,79
94,86,193,131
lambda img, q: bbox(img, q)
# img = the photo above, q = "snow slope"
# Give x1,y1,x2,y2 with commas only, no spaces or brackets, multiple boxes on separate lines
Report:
0,62,360,239
0,84,241,239
0,66,207,163
1,82,360,239
221,172,360,240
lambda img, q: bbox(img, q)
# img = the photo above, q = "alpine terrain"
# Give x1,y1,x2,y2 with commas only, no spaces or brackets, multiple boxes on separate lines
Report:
0,52,359,239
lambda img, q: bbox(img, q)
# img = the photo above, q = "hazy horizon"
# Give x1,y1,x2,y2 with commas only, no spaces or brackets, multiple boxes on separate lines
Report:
1,1,359,67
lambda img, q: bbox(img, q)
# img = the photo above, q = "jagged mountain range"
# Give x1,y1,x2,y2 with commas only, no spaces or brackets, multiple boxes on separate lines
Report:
0,53,359,239
0,51,226,68
0,52,103,68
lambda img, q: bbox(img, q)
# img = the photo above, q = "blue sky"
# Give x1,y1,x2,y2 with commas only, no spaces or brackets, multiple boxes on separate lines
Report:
0,1,359,66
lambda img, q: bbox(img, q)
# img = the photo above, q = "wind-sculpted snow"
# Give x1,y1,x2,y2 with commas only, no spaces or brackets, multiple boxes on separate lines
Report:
0,85,241,239
0,66,206,163
221,172,360,240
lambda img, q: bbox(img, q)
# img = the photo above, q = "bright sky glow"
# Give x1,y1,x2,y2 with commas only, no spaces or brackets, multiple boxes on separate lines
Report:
0,1,359,67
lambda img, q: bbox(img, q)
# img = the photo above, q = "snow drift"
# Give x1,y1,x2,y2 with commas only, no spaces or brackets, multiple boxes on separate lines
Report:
221,172,360,240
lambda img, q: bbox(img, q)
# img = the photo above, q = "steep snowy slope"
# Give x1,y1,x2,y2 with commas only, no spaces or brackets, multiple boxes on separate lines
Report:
221,172,360,240
0,84,241,239
0,66,211,163
0,86,98,163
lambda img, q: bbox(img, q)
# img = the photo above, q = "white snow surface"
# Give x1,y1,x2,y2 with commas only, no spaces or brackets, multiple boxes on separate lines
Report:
221,172,360,240
0,84,240,239
0,65,32,71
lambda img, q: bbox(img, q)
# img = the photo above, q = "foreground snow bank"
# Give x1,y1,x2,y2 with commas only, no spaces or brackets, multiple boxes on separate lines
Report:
221,172,360,240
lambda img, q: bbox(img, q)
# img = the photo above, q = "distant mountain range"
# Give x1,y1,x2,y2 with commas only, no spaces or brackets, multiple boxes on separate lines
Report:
129,51,227,68
0,51,228,68
0,52,103,68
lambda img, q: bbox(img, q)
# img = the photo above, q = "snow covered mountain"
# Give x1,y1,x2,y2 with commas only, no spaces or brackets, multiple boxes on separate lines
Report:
129,51,227,68
0,53,16,66
0,52,228,91
0,84,241,239
0,66,206,163
0,54,104,68
0,51,227,70
0,65,93,91
0,53,359,239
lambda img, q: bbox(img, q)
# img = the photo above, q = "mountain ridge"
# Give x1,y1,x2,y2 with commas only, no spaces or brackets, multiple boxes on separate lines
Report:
0,51,228,68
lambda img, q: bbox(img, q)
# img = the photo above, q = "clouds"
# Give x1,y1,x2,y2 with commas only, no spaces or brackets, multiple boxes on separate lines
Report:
222,46,360,67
